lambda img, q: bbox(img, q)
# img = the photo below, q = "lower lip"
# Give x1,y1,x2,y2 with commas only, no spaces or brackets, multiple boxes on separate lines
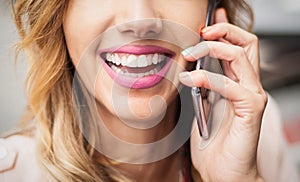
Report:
101,57,173,89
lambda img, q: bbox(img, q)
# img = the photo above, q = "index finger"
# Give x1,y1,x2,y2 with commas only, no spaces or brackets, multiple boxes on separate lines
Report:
201,23,258,47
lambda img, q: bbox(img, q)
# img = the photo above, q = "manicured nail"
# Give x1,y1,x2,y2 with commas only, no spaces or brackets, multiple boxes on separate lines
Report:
201,26,212,34
181,46,194,56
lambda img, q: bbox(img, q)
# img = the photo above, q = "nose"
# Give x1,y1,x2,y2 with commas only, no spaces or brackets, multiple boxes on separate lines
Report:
116,1,163,38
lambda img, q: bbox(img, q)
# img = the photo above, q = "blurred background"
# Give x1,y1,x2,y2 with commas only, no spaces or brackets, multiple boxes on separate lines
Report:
252,0,300,174
0,0,300,173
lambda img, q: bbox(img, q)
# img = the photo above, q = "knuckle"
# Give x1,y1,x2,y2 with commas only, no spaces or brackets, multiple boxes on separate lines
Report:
254,90,268,111
209,43,217,55
206,42,218,58
219,22,229,29
200,70,208,83
202,70,213,88
191,70,205,86
261,90,268,107
235,46,246,59
214,22,226,29
249,34,259,44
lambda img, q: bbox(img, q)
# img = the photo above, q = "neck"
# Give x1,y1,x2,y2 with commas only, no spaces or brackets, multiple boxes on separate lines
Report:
114,150,183,182
94,96,186,181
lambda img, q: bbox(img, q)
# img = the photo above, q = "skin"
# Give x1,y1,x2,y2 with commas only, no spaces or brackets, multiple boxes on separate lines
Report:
186,9,266,182
63,0,266,181
64,0,206,144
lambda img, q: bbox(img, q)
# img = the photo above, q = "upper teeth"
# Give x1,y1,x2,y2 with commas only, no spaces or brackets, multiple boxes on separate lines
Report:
106,53,167,68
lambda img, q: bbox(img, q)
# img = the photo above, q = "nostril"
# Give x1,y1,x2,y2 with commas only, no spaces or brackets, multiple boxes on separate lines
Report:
135,30,159,38
117,18,163,38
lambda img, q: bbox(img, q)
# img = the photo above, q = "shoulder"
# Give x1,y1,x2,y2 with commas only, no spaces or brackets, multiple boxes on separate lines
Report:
0,134,45,182
258,93,300,182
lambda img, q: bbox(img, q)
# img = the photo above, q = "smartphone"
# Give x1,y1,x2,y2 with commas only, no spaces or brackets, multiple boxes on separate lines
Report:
191,0,223,140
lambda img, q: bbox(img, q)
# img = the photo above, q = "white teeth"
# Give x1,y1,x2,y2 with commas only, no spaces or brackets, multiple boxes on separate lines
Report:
138,73,144,78
105,52,169,78
138,55,148,67
115,54,121,65
147,55,152,66
153,53,158,64
111,64,118,72
105,53,168,68
106,53,112,62
127,55,137,67
121,56,127,66
111,64,160,78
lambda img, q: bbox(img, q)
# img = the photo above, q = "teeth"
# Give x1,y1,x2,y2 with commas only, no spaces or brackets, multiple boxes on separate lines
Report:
115,54,121,65
158,54,164,63
127,55,137,67
106,53,168,68
152,53,158,64
111,64,160,78
106,53,112,62
110,64,118,72
121,56,127,66
138,55,148,67
147,55,152,66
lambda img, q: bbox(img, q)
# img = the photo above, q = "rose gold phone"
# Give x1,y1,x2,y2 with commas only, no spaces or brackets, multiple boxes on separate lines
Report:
191,0,223,139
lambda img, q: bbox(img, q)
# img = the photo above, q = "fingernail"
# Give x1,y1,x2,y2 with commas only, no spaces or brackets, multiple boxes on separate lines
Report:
181,46,194,56
201,26,212,34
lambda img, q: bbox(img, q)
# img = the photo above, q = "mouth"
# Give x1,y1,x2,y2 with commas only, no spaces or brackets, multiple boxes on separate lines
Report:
103,52,171,77
99,45,175,89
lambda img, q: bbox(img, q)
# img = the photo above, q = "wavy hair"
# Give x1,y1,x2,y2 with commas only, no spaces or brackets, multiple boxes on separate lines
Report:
12,0,253,181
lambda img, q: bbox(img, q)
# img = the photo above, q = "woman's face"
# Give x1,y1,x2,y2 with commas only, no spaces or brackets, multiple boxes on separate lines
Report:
63,0,208,123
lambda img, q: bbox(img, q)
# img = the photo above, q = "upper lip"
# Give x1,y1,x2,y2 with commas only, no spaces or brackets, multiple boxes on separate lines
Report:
99,45,176,57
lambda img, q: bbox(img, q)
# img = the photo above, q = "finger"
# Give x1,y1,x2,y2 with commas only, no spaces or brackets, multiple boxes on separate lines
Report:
201,22,260,79
183,41,249,64
221,61,239,82
209,8,237,82
214,8,229,23
179,70,251,101
212,8,232,45
201,23,258,48
181,41,262,93
182,42,239,82
202,8,260,76
203,7,256,47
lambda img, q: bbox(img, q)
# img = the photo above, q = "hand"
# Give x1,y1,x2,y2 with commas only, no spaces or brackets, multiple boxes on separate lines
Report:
179,8,267,182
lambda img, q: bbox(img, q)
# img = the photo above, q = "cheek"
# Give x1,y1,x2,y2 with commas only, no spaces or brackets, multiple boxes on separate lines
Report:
63,1,115,65
155,0,207,35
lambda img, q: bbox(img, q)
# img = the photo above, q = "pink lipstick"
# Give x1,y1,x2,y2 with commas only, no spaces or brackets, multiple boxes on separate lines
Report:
99,45,175,89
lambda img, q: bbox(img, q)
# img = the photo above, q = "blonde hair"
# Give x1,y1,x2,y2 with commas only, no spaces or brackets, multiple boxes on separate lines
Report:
12,0,254,181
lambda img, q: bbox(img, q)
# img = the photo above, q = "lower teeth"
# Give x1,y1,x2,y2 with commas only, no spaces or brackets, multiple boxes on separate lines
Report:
110,64,161,78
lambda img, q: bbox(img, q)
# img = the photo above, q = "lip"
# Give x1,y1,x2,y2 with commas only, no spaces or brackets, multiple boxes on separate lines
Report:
99,45,176,89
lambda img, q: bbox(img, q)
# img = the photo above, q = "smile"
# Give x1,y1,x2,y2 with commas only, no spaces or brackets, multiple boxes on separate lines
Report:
100,45,175,89
105,53,169,77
